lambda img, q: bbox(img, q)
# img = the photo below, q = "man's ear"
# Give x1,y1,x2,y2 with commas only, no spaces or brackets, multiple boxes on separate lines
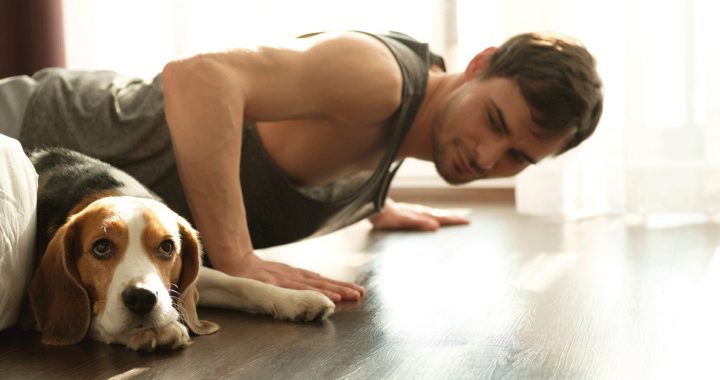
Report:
464,47,497,79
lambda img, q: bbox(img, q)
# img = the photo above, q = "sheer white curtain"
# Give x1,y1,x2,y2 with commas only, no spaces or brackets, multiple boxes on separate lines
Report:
62,0,438,77
451,0,720,219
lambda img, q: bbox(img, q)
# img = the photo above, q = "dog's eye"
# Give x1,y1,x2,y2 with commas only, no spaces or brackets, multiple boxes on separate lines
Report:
92,239,115,259
158,239,175,258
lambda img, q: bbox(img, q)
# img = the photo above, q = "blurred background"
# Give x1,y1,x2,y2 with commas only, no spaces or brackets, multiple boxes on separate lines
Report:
3,0,719,219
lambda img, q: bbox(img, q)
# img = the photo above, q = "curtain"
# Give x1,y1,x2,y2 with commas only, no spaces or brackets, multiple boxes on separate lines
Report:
0,0,66,77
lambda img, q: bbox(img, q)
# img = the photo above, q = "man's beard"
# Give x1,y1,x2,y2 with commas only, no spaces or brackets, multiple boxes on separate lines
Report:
430,88,474,185
431,122,466,185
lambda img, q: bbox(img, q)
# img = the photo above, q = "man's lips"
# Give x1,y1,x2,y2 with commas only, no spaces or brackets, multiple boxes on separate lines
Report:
455,154,475,176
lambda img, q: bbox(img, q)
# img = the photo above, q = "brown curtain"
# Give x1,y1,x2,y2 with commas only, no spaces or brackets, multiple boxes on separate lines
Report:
0,0,66,78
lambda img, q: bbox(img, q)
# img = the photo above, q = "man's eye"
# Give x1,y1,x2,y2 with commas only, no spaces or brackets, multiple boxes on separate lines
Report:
509,150,528,165
488,114,503,134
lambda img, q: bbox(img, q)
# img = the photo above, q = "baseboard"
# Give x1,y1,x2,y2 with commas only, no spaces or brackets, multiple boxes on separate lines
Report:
388,187,515,203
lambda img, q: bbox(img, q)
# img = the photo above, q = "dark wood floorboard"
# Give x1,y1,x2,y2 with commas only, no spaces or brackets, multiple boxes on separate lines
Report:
3,200,720,379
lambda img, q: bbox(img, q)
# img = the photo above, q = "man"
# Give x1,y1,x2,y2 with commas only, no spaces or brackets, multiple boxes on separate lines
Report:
5,31,603,302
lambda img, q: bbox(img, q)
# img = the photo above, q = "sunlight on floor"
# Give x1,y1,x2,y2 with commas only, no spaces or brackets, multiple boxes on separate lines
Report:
375,239,510,338
644,246,720,379
107,367,149,380
513,252,578,293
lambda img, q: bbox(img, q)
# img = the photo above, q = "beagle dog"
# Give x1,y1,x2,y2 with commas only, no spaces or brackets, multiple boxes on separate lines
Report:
26,148,335,351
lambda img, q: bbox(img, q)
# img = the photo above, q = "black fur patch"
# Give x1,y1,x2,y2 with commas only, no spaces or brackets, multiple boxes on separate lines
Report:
30,148,126,254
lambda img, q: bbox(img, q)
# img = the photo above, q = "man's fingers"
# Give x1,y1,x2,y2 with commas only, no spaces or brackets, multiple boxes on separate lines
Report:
431,214,470,226
302,278,363,301
415,206,470,225
287,280,342,302
294,268,366,296
373,203,470,231
372,213,439,231
234,256,365,302
414,214,440,231
275,269,364,301
282,278,360,302
404,204,470,224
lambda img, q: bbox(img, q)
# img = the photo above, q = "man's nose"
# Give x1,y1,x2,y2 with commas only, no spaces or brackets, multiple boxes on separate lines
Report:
474,141,506,170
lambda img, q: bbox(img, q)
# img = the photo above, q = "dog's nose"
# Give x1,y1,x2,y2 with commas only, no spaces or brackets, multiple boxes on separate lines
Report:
122,287,157,316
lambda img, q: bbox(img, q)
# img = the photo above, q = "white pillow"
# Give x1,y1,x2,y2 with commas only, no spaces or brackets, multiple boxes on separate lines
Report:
0,135,37,330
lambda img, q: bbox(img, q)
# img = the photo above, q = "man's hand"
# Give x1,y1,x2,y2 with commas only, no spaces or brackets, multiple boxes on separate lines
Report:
369,199,470,231
225,252,365,303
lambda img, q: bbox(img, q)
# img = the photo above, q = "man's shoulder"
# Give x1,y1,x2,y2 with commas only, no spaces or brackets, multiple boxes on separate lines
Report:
304,31,398,60
294,32,404,125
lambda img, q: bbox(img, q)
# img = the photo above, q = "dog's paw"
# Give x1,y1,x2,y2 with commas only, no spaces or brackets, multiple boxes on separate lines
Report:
271,290,335,322
126,321,191,351
155,320,192,349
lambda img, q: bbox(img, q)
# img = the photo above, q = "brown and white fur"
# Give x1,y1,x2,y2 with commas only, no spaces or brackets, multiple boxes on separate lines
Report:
25,148,335,351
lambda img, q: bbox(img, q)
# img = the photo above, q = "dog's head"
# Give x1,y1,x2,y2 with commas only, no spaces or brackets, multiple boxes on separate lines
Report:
29,195,218,345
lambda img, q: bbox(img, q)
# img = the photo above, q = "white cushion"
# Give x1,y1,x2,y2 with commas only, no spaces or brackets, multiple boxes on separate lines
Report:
0,135,37,330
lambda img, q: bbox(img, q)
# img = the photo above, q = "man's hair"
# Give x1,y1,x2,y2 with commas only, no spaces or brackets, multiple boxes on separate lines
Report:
481,33,603,154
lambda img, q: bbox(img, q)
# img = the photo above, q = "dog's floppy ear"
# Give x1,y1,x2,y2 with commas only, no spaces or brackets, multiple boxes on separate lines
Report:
176,219,219,336
28,218,91,345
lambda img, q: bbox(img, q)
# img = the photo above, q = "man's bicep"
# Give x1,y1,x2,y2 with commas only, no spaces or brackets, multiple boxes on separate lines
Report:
162,38,321,123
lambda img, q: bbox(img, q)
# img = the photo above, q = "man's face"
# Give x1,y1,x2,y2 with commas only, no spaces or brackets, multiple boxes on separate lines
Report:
432,76,574,185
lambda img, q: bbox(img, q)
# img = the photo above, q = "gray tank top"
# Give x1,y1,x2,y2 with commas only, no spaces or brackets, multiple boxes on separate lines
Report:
19,31,444,249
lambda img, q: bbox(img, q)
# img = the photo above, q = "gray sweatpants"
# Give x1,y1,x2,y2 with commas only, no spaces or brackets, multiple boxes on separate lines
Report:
0,76,37,139
16,68,189,219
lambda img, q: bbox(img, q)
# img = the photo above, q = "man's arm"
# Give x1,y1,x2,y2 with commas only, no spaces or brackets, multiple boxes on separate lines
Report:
160,33,399,301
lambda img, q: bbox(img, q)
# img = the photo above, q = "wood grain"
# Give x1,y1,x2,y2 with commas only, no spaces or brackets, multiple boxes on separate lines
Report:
3,201,720,379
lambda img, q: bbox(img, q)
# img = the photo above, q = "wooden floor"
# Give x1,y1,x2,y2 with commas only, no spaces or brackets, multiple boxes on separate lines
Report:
4,199,720,379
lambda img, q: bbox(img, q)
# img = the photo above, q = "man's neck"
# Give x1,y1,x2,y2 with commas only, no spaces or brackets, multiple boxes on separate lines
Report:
396,71,465,161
